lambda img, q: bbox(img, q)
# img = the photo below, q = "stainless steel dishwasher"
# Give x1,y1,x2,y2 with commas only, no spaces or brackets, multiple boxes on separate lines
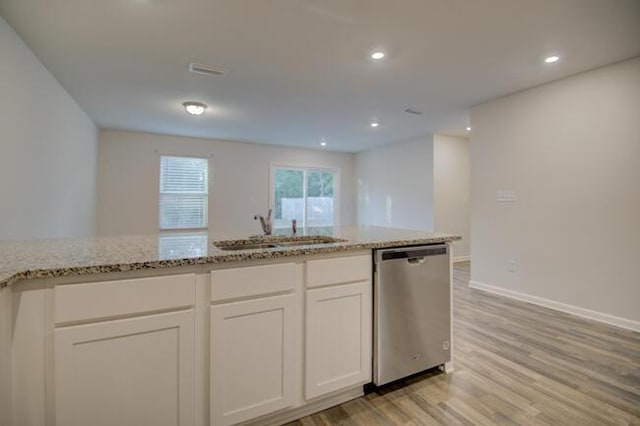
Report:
373,244,451,386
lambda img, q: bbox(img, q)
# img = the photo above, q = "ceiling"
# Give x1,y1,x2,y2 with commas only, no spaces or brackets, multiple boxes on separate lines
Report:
1,0,639,152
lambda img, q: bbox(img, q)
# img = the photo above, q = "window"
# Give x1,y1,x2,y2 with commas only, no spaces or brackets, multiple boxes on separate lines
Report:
271,166,338,228
159,156,209,230
158,231,208,259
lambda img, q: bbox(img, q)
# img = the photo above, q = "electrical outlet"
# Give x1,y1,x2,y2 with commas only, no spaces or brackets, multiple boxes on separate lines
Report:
507,259,517,272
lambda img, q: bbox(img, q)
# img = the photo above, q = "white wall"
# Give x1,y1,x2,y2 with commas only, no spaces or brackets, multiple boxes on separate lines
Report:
97,130,356,236
470,57,640,329
434,135,470,260
356,137,434,231
0,17,98,240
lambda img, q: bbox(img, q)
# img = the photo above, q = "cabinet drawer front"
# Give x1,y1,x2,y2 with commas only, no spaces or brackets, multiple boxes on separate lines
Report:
55,274,196,324
306,254,371,288
210,262,297,302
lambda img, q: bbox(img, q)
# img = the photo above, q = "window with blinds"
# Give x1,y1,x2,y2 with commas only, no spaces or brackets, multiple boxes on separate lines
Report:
159,156,209,230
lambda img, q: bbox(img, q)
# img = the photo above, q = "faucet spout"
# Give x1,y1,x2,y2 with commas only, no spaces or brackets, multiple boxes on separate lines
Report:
254,209,273,235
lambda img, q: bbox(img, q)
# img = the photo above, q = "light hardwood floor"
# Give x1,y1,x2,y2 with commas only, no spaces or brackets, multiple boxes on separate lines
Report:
288,262,640,425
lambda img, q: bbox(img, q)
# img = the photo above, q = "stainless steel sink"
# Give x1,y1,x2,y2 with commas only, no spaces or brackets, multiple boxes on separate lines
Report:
214,236,346,251
217,243,279,251
269,239,335,247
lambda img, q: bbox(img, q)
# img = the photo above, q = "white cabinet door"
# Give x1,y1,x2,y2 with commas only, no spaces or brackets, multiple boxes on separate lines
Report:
305,281,372,400
210,294,296,426
55,310,195,426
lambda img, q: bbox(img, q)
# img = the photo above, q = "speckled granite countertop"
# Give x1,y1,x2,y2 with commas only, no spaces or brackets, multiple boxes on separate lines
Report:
0,226,460,288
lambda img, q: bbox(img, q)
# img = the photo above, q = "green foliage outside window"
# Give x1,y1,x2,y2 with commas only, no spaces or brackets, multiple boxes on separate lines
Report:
273,168,335,220
307,171,334,197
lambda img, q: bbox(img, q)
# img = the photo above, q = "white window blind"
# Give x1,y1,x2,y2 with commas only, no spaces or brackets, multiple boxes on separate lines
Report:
159,156,209,230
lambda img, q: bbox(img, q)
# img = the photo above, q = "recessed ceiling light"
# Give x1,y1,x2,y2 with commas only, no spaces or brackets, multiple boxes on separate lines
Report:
544,55,560,64
183,101,207,116
370,51,385,60
466,126,471,131
370,122,379,128
320,141,327,147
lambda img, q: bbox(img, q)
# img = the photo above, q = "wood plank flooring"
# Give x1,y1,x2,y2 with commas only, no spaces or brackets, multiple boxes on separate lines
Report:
287,262,640,425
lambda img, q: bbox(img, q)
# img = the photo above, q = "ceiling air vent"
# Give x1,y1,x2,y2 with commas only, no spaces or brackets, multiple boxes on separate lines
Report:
404,108,423,115
188,62,228,77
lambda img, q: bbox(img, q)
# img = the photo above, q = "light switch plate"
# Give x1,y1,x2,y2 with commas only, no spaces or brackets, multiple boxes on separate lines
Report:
496,190,517,203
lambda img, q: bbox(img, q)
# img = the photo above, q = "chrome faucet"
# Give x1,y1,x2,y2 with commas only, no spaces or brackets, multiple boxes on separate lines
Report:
254,209,272,235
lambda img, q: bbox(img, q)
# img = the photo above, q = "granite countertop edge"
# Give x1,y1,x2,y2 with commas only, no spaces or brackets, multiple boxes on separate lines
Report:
0,228,461,288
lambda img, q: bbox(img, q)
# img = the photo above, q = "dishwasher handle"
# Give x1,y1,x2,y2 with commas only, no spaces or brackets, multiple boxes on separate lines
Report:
377,245,447,262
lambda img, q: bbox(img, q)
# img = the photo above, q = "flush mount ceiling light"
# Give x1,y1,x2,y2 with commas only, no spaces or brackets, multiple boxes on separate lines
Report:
183,101,207,116
370,51,385,60
544,55,560,64
320,141,327,147
466,126,472,131
370,122,380,128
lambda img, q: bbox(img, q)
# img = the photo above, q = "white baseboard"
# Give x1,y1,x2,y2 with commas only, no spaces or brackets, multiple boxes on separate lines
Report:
241,386,364,426
468,280,640,332
453,255,471,263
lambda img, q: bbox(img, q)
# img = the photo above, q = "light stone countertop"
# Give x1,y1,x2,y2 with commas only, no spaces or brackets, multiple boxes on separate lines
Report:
0,226,461,288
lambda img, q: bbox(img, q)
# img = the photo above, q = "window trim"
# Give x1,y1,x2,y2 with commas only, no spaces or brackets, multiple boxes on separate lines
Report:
158,153,212,232
269,162,341,229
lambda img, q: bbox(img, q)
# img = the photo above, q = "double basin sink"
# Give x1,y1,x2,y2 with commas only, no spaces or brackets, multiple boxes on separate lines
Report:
214,235,347,251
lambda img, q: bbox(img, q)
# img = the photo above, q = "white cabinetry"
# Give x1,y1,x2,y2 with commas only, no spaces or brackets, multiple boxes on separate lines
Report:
0,285,11,426
53,274,196,426
45,252,372,426
210,263,298,426
305,255,372,400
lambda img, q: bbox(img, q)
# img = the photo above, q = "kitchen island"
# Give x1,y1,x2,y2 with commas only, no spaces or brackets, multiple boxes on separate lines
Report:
0,226,460,426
